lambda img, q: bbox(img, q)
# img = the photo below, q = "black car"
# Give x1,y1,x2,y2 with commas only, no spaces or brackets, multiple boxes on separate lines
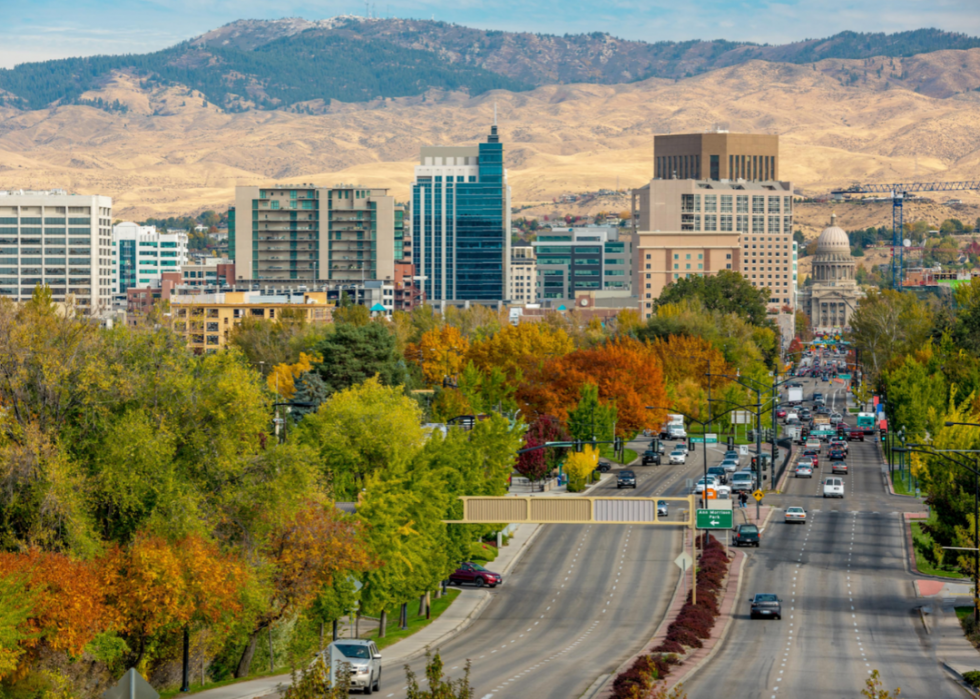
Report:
750,593,782,619
596,460,613,472
642,450,661,466
733,524,760,547
617,470,637,489
828,448,845,461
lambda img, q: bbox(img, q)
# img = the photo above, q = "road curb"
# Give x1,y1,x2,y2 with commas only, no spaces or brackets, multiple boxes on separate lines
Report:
941,661,980,698
666,546,748,691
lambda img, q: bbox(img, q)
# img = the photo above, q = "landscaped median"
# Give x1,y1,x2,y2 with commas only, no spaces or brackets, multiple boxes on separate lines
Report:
603,533,738,699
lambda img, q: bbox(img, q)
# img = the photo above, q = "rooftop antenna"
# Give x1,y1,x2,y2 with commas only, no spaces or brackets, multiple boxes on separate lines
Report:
493,102,497,126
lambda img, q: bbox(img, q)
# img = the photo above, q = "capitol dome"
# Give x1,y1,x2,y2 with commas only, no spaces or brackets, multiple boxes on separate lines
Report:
815,213,851,254
812,213,855,283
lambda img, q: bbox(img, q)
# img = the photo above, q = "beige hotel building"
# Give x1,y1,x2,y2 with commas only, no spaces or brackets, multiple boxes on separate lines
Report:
632,133,795,319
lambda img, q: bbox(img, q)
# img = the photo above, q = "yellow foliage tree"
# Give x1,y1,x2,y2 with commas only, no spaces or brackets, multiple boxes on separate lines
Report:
268,352,320,399
411,325,471,385
564,445,598,492
467,322,574,380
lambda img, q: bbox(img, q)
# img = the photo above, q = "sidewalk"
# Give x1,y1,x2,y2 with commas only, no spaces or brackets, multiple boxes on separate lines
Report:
188,523,542,699
925,597,980,695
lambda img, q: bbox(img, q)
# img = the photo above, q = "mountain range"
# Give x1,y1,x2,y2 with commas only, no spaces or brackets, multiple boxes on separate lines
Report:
2,19,980,112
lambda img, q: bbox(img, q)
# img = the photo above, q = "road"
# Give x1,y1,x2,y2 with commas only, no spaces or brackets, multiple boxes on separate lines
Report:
383,436,733,698
682,373,961,699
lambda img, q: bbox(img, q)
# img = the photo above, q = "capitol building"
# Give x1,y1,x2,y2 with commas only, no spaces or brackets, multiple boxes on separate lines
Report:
801,214,864,332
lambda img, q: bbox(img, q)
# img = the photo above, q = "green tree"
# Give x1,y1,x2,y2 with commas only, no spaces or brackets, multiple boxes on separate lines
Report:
567,383,616,444
405,650,472,699
333,304,371,327
849,289,934,383
655,270,771,327
311,323,408,396
883,350,947,439
297,377,425,499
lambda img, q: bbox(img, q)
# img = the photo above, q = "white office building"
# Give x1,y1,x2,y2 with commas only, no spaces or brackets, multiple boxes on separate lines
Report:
0,189,113,313
111,222,189,299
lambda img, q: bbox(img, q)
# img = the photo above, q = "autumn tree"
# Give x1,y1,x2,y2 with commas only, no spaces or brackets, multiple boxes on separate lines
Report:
268,352,320,399
564,445,599,492
104,534,248,666
467,322,574,380
521,338,668,435
515,415,568,483
236,503,374,677
409,325,471,385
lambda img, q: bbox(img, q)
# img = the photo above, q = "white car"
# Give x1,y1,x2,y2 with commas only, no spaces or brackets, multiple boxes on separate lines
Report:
785,506,807,523
669,449,687,465
823,477,845,498
795,463,813,478
785,412,799,423
720,459,739,474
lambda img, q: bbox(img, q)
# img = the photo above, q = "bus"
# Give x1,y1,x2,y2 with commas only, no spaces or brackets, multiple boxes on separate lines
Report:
856,413,876,434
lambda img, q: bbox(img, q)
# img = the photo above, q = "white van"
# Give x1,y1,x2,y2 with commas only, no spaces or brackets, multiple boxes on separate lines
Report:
823,477,844,498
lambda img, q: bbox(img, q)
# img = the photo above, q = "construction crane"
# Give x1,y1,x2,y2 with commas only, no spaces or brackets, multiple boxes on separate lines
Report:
831,180,980,287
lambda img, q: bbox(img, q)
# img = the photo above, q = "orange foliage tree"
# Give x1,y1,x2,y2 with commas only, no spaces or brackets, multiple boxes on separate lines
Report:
103,533,248,665
235,502,376,677
408,325,471,385
467,322,574,380
520,338,668,435
0,549,107,677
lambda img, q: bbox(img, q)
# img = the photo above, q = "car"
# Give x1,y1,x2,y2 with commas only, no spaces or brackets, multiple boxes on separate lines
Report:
805,438,821,453
815,405,831,415
449,562,503,588
720,458,740,474
831,461,849,475
848,428,865,442
595,460,613,472
828,448,845,461
830,439,848,455
730,473,756,493
823,477,845,498
733,524,760,547
669,449,687,465
785,411,799,423
776,408,787,419
803,449,820,467
785,506,807,523
723,450,740,461
692,476,720,493
798,408,812,421
707,466,728,484
318,640,382,694
795,463,813,478
617,470,637,489
641,450,661,466
822,375,830,382
750,593,782,620
657,500,669,518
675,442,690,455
830,412,843,425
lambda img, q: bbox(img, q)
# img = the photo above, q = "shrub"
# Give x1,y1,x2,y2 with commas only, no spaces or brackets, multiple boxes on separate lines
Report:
467,543,498,562
963,670,980,688
652,639,684,654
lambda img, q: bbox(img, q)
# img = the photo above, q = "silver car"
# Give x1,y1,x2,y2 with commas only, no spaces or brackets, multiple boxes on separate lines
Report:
320,640,382,693
669,449,687,464
657,500,669,517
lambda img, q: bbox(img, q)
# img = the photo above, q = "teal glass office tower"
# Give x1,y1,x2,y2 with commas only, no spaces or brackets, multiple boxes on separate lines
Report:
412,124,511,305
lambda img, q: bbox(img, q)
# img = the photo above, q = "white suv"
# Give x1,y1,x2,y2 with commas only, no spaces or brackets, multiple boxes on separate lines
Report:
320,640,382,694
823,477,845,498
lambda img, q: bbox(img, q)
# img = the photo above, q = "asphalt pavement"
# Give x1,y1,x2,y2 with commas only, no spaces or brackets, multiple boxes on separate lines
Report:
682,372,967,699
381,437,734,698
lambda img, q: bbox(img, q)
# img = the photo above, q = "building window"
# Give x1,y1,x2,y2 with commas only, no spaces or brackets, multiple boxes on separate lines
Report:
752,196,765,214
720,215,733,232
704,214,717,231
704,195,717,213
720,196,733,213
736,196,749,213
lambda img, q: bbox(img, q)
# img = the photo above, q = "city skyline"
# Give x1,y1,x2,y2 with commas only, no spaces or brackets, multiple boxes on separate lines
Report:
3,0,979,69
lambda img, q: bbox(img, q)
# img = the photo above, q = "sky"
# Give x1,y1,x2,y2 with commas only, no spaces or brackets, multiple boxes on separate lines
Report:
2,0,979,69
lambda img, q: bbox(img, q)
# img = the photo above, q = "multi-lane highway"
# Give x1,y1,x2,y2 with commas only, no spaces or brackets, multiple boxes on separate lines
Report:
683,374,960,698
388,366,958,699
387,433,735,698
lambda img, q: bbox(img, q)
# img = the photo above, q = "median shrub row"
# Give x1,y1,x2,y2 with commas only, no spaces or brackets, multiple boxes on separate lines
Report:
609,534,732,699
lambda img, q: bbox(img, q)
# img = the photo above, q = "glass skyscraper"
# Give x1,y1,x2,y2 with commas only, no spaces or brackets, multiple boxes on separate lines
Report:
412,124,511,305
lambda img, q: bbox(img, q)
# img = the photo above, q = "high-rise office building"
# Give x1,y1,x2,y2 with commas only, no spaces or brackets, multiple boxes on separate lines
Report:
412,123,511,306
0,189,113,312
532,227,632,302
632,179,795,318
653,132,779,182
112,222,189,297
232,184,399,283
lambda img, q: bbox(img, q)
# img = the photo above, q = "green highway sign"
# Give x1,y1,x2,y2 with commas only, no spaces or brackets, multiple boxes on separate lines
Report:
690,434,718,444
811,430,835,436
696,509,733,530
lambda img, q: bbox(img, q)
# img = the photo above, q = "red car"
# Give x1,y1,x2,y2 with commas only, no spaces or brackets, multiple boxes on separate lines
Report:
776,409,787,419
449,562,503,588
848,428,865,442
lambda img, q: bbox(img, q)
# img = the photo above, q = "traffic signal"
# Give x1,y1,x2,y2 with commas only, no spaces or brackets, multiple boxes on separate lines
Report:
727,436,735,450
614,437,624,452
574,440,583,453
688,438,696,451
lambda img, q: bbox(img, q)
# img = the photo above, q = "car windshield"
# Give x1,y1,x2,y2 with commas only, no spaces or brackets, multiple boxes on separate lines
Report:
657,500,667,506
740,525,758,533
620,471,634,477
335,644,371,659
755,594,778,602
788,507,804,513
468,563,488,572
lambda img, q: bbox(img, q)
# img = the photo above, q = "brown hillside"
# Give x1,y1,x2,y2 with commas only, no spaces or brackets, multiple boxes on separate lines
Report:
3,56,980,220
